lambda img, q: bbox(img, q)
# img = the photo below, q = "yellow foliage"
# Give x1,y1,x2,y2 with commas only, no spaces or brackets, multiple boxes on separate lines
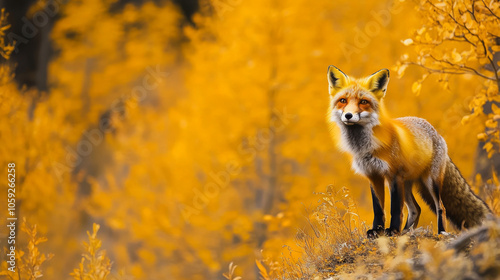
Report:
0,0,499,279
0,219,53,280
71,224,111,280
399,0,500,156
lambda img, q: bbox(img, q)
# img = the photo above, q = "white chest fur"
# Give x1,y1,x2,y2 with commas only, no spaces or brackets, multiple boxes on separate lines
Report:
339,125,389,176
352,155,389,176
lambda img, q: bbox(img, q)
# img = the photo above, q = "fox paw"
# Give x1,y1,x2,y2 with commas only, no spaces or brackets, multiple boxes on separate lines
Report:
366,226,384,239
384,228,400,236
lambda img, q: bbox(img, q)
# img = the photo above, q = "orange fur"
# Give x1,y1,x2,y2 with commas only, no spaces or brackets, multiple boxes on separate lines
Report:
327,66,491,235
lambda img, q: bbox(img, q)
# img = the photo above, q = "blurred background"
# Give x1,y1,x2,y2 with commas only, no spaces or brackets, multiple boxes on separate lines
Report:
0,0,498,279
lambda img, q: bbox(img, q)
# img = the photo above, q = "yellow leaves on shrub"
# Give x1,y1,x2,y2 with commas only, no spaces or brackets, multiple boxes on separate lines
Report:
223,262,242,280
71,224,111,280
478,132,488,141
411,73,428,95
402,38,413,46
0,219,53,280
411,81,422,95
401,0,500,155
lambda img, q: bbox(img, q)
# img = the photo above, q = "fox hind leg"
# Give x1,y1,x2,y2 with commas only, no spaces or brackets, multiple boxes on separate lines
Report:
432,180,446,233
422,176,446,233
403,181,421,231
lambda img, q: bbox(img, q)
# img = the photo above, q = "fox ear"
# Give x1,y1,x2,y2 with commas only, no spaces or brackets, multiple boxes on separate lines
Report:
327,65,349,93
366,69,390,99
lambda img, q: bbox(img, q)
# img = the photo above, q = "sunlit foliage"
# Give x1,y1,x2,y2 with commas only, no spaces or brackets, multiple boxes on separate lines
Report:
0,0,499,279
263,195,500,279
398,0,500,156
71,224,111,280
0,220,53,280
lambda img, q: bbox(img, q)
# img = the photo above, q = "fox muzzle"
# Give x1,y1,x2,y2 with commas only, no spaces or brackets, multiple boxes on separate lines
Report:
341,111,360,125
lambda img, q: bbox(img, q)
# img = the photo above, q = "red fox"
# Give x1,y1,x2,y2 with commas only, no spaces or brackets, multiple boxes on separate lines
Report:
327,65,491,237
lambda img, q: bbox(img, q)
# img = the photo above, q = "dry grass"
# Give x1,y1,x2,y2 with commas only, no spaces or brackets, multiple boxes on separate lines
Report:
258,186,370,279
256,186,500,280
1,222,112,280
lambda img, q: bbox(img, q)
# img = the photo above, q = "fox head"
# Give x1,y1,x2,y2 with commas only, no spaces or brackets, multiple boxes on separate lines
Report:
327,66,390,127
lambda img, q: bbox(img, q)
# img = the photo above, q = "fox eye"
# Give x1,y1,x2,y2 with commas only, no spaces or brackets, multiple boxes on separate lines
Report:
339,98,347,104
359,99,369,105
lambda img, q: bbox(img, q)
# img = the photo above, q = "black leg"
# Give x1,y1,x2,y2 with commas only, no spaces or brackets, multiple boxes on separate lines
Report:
371,187,385,229
386,178,404,236
432,182,446,233
366,176,385,239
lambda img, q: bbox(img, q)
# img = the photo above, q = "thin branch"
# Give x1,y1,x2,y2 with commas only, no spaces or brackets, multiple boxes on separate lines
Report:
481,0,500,21
448,34,476,47
429,54,497,80
406,61,496,81
464,0,477,22
406,62,468,75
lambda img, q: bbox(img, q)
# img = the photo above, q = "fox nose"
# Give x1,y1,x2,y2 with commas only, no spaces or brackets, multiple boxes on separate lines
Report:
345,113,353,120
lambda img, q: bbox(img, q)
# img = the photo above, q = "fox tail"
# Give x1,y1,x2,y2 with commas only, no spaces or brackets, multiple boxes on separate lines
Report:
417,156,492,229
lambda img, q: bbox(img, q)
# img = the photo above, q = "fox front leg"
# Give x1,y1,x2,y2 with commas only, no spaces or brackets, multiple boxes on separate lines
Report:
386,177,405,236
366,174,385,239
